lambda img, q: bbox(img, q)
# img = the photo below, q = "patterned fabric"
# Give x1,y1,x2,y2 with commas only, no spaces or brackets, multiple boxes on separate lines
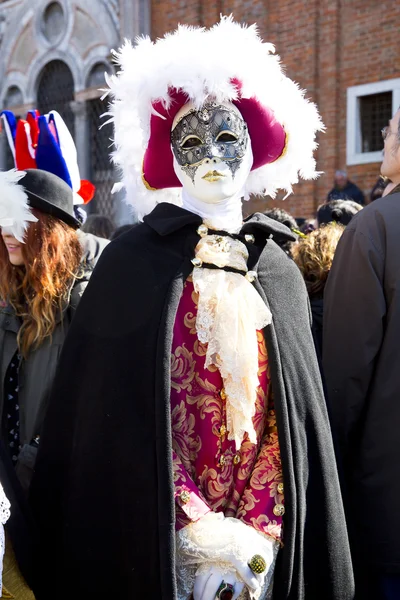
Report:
171,278,284,543
3,353,21,466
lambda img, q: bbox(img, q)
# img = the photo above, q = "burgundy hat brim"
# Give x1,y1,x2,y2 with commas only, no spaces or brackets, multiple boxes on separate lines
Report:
142,83,286,191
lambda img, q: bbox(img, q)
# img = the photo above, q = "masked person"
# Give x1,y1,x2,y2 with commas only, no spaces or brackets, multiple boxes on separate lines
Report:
30,18,354,600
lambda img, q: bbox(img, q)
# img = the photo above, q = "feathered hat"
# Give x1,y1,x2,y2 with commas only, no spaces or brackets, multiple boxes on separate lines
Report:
103,16,324,220
0,170,38,243
0,168,81,242
1,109,95,205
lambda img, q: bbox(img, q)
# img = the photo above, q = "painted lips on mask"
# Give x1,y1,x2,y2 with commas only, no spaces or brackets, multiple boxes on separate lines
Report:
202,170,226,182
170,103,249,183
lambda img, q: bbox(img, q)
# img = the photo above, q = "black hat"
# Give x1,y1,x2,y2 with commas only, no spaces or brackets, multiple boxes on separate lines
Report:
18,169,81,229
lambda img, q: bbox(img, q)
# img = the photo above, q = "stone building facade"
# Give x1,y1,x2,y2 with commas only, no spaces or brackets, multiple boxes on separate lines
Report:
0,0,150,222
1,0,399,219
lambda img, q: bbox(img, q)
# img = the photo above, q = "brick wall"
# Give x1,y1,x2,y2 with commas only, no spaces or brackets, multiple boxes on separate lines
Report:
151,0,400,218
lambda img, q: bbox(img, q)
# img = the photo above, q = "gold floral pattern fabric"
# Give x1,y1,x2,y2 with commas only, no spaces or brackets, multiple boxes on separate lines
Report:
171,278,283,542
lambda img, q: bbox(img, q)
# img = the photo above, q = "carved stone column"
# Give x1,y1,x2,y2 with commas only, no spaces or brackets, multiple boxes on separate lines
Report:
0,132,7,170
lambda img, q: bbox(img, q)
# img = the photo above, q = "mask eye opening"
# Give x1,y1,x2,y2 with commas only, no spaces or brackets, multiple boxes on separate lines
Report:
216,131,238,143
181,135,203,149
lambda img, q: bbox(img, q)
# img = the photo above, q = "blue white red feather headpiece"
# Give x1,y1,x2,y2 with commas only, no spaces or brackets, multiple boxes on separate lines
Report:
1,109,95,205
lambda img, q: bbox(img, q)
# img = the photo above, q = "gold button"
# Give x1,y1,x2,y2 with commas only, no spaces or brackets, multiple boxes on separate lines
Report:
218,455,226,467
233,453,241,465
245,234,255,244
197,224,208,237
245,270,257,283
219,424,227,437
273,503,285,517
191,257,202,267
277,482,284,494
220,388,227,400
180,490,191,504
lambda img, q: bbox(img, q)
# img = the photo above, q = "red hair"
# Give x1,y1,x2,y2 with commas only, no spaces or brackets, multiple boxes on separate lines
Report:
0,209,82,357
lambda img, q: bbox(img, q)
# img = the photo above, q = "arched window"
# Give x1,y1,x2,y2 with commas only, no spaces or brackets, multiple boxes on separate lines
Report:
37,60,75,138
86,62,110,89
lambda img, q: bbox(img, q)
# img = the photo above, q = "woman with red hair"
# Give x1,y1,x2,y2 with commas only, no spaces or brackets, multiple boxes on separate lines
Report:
0,168,95,598
0,168,86,483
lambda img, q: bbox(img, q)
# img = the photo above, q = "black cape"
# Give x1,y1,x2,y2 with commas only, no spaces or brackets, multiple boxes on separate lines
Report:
29,204,354,600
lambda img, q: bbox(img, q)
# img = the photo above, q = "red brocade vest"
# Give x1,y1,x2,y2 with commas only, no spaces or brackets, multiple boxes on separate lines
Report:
171,278,284,543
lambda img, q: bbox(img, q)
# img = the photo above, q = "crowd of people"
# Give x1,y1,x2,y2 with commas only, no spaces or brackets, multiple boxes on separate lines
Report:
0,15,399,600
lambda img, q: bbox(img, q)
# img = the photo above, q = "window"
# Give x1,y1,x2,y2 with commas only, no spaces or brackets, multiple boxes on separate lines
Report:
37,60,75,138
87,97,115,218
347,78,400,165
360,92,392,153
86,62,111,89
41,2,66,45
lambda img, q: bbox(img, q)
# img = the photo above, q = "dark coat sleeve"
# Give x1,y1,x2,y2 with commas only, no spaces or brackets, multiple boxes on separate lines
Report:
323,216,385,458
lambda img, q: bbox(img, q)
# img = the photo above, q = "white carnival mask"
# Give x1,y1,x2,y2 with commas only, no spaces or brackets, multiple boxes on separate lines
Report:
171,101,253,205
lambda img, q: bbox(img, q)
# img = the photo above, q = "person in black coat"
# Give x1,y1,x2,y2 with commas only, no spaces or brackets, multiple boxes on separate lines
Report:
29,18,354,600
327,170,365,205
323,108,400,599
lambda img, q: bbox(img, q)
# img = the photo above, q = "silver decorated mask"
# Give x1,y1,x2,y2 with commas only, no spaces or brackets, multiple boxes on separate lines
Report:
171,103,249,183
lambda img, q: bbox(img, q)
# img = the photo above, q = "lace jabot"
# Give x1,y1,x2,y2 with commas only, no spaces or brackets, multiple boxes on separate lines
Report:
192,230,272,448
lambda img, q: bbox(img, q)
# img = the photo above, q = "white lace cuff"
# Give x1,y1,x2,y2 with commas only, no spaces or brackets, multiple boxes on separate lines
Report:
176,512,279,599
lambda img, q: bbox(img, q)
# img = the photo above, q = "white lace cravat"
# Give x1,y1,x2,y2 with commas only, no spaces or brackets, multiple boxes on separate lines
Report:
192,233,272,449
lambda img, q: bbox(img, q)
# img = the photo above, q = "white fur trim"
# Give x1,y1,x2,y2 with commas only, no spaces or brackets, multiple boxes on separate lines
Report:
105,16,324,220
0,170,38,243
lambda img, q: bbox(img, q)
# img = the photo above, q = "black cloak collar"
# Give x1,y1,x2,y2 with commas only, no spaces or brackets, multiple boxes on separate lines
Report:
143,202,297,243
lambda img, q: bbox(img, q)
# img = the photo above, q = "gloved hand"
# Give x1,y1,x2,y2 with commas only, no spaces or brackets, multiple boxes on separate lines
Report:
177,511,276,596
193,565,244,600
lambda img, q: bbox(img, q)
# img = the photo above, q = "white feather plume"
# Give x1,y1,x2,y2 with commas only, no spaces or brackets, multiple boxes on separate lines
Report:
106,16,324,220
0,170,38,243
